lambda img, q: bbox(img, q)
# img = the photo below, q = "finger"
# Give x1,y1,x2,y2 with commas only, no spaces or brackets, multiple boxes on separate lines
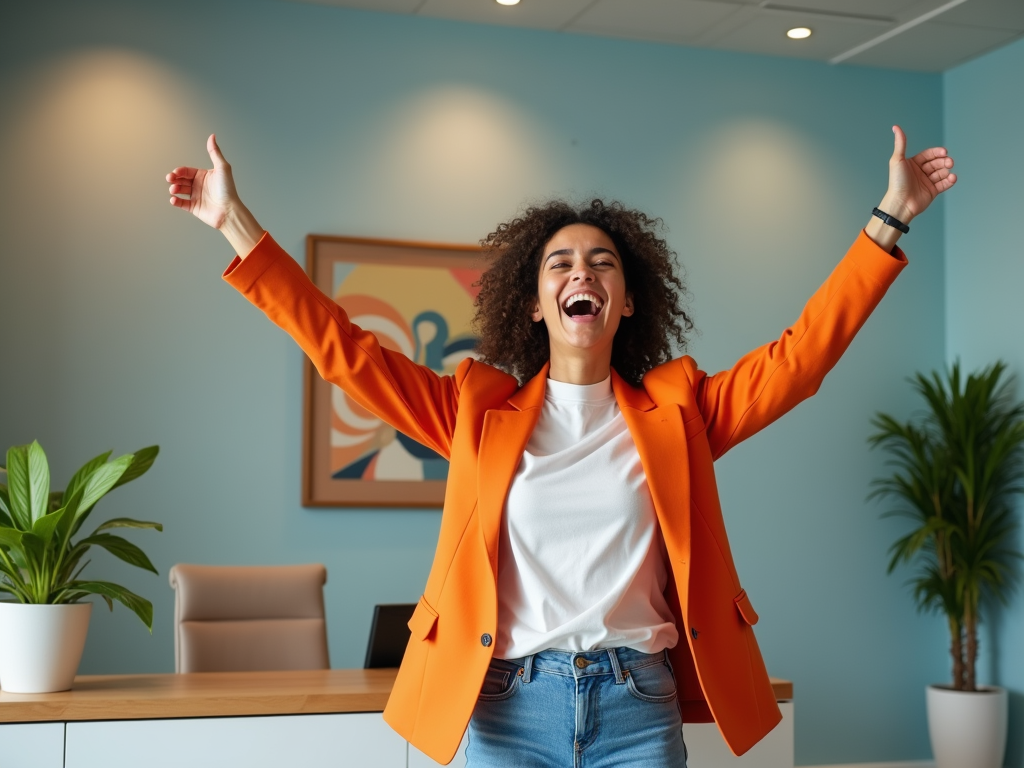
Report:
921,156,953,174
892,125,907,162
912,147,948,165
935,173,957,192
169,182,192,195
167,166,199,181
169,195,192,210
928,167,952,184
207,133,228,170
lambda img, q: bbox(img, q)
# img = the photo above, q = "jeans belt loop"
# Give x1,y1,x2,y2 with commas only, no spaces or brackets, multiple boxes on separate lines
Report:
607,647,625,684
522,653,535,684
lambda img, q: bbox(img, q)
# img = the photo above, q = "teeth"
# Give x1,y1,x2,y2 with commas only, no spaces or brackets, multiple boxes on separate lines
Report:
563,293,603,310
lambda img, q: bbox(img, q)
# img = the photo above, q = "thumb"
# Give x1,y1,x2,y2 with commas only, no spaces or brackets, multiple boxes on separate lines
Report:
207,133,229,169
891,125,907,163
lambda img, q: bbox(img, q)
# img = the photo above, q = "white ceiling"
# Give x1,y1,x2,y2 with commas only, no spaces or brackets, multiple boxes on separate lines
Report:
287,0,1024,72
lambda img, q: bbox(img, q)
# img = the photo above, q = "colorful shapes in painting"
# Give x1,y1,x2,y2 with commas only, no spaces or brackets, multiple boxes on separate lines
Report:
329,261,480,483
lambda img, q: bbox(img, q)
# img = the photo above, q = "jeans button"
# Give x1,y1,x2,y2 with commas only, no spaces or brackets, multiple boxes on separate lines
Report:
480,633,492,647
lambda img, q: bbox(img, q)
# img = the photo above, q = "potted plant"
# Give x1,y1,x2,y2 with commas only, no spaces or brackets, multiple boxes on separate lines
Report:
869,361,1024,768
0,440,162,693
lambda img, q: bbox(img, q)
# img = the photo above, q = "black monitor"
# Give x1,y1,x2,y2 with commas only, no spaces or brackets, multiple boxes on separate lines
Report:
364,603,417,669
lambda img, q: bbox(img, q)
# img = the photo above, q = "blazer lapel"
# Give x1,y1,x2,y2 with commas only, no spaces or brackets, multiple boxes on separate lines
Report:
613,372,693,611
477,365,547,577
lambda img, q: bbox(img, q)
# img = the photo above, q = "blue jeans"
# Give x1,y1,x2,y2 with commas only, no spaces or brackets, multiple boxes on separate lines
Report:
466,647,688,768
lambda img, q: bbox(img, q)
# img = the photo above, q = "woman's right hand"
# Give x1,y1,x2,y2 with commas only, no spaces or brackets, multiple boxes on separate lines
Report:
167,134,264,257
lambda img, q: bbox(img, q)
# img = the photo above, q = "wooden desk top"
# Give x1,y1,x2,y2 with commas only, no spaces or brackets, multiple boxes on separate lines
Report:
0,669,793,724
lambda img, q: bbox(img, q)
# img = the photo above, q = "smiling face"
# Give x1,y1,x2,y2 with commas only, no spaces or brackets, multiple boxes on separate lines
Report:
531,223,633,383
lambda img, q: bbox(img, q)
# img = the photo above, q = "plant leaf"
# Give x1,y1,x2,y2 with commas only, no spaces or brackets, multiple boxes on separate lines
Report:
66,581,153,630
111,446,159,490
0,484,13,528
76,533,157,574
19,531,45,572
0,525,24,549
6,442,50,529
93,518,163,533
62,450,112,507
71,454,135,533
30,506,66,546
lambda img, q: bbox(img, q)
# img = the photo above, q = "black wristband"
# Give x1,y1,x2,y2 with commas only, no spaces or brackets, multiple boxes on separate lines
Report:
872,207,910,234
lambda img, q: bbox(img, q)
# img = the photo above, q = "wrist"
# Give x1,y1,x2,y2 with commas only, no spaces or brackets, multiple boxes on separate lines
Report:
219,204,264,258
877,194,914,225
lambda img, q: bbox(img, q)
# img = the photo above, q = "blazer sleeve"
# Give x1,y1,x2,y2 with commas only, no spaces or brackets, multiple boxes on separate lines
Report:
223,232,462,460
692,230,907,460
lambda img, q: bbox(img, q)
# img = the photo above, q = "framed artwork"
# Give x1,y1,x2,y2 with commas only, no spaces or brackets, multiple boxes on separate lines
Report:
302,235,486,507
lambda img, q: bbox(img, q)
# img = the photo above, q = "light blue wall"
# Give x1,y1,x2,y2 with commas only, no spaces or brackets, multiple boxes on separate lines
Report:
945,35,1024,768
0,0,950,763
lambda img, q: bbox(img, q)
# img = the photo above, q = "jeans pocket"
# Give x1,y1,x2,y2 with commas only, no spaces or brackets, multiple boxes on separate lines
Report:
625,661,678,704
477,661,521,702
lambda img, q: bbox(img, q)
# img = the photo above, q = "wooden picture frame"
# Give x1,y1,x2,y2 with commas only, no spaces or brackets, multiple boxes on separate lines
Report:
302,235,486,507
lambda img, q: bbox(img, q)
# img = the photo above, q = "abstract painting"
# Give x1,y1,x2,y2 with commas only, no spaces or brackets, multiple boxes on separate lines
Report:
303,235,485,507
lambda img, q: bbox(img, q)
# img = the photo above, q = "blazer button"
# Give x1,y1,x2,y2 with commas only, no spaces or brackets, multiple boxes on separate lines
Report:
481,633,493,647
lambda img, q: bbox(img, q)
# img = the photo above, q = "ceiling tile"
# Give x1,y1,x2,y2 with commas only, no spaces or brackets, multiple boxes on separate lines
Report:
282,0,426,13
759,0,923,20
940,0,1024,30
705,9,890,61
416,0,597,30
568,0,745,45
844,19,1023,71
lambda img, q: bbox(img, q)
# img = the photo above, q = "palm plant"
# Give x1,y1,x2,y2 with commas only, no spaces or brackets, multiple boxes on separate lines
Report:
869,361,1024,691
0,441,162,629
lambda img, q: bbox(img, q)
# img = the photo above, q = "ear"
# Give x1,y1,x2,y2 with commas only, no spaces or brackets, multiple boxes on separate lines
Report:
622,293,634,317
530,297,543,323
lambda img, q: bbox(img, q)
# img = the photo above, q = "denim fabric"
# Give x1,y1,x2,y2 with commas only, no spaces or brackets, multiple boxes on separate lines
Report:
466,647,688,768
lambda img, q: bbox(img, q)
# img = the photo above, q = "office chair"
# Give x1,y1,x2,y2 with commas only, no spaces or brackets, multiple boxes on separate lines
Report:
169,563,330,673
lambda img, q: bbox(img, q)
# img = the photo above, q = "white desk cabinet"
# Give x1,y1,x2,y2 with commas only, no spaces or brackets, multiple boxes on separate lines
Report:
65,712,407,768
0,722,65,768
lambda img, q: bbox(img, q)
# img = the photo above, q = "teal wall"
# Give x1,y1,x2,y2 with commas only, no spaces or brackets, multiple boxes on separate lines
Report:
0,0,953,763
945,35,1024,768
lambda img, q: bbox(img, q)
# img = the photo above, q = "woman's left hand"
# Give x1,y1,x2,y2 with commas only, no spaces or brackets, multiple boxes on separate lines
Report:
865,125,956,251
880,125,957,222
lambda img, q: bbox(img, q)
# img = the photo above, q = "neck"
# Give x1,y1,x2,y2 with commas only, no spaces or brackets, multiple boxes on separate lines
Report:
547,349,612,385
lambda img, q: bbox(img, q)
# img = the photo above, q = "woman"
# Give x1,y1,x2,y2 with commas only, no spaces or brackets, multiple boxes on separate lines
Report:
167,127,955,767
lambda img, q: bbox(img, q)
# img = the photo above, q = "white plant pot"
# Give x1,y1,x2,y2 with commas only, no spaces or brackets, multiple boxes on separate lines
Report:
927,684,1007,768
0,602,92,693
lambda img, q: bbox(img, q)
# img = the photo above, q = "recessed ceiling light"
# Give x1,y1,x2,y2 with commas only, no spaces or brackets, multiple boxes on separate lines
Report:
787,27,812,39
496,0,520,5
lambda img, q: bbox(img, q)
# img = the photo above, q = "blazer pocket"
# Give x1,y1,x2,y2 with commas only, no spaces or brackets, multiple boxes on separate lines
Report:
733,589,759,626
408,595,439,641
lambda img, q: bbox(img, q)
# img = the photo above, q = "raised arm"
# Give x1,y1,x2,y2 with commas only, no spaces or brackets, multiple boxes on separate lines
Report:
695,126,956,459
167,135,462,457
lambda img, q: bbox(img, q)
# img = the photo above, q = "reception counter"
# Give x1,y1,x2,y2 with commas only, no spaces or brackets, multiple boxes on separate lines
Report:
0,670,794,767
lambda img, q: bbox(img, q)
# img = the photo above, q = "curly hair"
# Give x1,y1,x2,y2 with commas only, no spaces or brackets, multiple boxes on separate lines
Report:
474,199,693,386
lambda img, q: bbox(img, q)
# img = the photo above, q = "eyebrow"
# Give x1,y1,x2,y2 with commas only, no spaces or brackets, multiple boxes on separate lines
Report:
544,247,619,263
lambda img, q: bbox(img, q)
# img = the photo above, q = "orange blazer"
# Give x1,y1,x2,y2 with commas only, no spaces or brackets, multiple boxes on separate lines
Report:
225,230,906,764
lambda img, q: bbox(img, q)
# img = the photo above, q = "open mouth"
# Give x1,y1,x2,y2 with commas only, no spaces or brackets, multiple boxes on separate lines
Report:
563,292,604,318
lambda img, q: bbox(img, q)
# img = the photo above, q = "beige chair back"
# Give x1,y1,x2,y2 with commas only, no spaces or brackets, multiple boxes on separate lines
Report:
169,564,329,673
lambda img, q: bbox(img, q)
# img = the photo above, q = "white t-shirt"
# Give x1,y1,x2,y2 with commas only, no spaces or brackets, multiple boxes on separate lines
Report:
494,376,679,659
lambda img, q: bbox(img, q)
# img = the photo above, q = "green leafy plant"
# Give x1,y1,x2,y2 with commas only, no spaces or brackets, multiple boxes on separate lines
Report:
0,441,162,630
869,361,1024,691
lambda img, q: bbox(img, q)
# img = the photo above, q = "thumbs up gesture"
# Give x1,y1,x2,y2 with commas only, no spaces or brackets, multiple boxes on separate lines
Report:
166,134,241,230
167,134,264,256
881,125,957,224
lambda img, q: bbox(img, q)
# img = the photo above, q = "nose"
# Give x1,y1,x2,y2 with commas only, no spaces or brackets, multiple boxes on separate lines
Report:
571,264,595,283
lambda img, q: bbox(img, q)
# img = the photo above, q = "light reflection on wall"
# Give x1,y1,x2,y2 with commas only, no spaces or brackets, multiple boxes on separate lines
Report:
2,49,204,235
366,86,556,226
688,119,834,255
